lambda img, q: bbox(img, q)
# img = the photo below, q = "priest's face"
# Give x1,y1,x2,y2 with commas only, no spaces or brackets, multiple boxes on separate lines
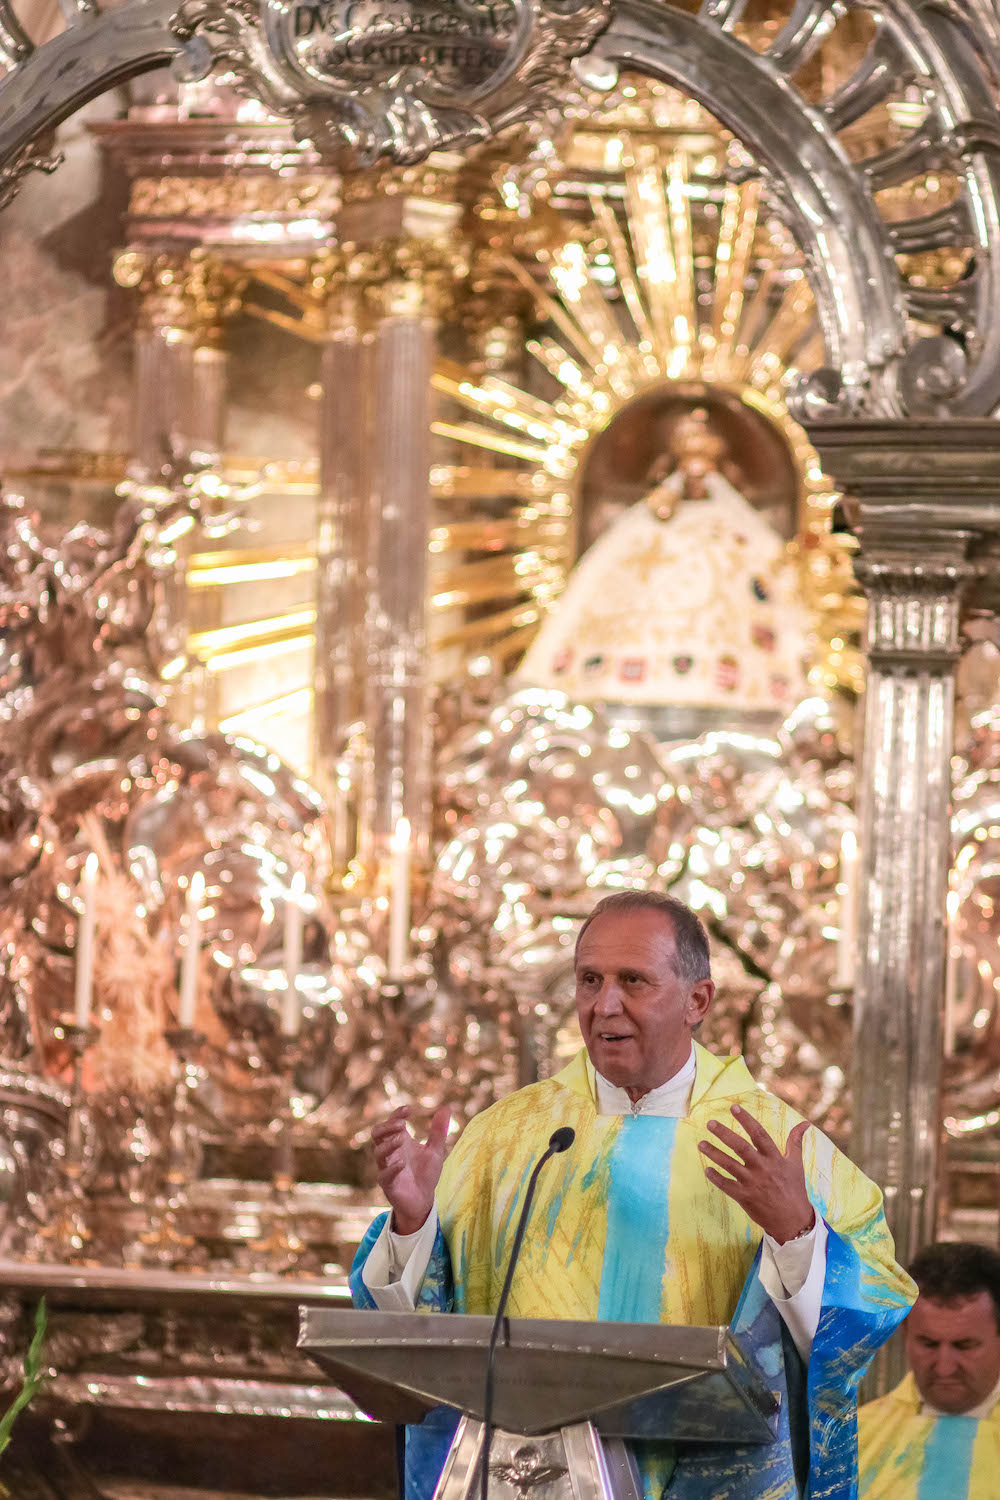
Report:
574,908,715,1098
905,1291,1000,1413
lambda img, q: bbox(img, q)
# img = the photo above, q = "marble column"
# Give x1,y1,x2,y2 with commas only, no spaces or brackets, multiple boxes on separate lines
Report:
190,343,230,461
808,420,1000,1390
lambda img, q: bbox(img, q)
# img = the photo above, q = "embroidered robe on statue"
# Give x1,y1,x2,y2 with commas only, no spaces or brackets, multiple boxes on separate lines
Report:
351,1044,915,1500
858,1374,1000,1498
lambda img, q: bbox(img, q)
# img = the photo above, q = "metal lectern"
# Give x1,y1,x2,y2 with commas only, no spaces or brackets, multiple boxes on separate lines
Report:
299,1308,780,1500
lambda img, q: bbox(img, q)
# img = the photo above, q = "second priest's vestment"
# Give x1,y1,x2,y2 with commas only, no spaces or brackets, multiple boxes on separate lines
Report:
858,1373,1000,1498
351,1043,915,1500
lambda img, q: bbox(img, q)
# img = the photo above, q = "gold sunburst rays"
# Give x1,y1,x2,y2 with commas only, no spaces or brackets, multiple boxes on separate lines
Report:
431,362,581,454
588,189,659,364
706,179,761,378
728,272,817,386
537,178,813,411
430,419,556,466
439,150,826,517
431,552,563,610
623,146,699,375
432,148,861,692
450,158,821,469
429,465,555,502
429,517,565,553
433,604,544,658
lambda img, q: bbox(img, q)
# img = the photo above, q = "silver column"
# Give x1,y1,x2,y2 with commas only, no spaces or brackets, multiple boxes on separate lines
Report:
113,249,244,725
114,250,242,474
852,548,972,1259
190,343,230,461
808,421,1000,1391
331,194,463,880
358,268,439,873
313,283,372,875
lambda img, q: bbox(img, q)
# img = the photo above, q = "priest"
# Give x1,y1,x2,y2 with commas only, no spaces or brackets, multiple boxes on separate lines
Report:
351,890,915,1500
858,1241,1000,1497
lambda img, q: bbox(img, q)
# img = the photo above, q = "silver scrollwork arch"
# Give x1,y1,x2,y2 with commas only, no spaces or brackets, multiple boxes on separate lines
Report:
1,0,1000,417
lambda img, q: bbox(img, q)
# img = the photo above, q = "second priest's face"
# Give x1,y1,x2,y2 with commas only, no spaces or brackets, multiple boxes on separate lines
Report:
905,1292,1000,1414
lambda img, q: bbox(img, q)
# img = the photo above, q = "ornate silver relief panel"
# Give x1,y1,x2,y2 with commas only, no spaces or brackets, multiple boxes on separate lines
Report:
171,0,611,163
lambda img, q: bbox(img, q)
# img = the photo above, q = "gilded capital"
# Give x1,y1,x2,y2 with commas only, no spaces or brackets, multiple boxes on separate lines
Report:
331,189,469,321
310,236,464,328
340,237,467,321
112,249,248,343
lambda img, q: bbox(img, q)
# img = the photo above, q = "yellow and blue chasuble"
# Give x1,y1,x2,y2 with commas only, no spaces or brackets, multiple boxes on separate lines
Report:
351,1044,915,1500
858,1374,1000,1498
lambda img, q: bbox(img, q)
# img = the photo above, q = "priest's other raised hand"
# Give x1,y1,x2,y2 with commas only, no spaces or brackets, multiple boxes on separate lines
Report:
699,1108,815,1245
372,1104,451,1236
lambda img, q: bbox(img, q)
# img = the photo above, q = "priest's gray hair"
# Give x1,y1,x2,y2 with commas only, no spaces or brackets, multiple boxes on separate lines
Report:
574,890,712,984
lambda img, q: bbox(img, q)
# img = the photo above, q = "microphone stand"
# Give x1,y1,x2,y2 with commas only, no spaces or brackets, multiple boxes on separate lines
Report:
479,1128,574,1500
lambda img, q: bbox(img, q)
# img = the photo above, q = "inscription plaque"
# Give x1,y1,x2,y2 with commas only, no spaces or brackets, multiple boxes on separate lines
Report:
266,0,522,97
174,0,611,165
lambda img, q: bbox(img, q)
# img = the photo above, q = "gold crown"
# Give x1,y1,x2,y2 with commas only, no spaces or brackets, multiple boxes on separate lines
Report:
669,406,727,468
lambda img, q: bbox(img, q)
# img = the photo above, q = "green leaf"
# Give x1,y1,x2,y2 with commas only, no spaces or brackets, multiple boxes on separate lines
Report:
0,1298,47,1459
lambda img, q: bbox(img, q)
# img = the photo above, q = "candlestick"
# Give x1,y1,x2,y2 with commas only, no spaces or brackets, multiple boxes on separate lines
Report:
281,872,305,1036
178,872,205,1029
34,1020,98,1261
250,1034,305,1271
74,853,99,1028
834,828,858,990
138,1026,205,1267
388,817,411,977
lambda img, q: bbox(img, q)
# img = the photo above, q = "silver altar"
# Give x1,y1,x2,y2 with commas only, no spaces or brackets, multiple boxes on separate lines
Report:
0,1,998,1490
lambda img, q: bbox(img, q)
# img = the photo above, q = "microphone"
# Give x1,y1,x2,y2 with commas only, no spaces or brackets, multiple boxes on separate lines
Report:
480,1127,576,1500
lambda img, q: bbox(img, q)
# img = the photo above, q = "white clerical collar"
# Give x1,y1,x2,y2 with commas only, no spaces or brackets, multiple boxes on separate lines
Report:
594,1047,696,1118
921,1372,1000,1420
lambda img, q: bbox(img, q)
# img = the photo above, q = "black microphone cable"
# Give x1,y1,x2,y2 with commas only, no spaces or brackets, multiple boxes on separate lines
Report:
479,1127,575,1500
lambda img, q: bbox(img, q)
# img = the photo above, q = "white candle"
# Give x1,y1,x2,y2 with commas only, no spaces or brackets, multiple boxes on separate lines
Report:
281,871,305,1036
74,853,99,1028
178,871,205,1029
834,828,858,989
388,818,411,977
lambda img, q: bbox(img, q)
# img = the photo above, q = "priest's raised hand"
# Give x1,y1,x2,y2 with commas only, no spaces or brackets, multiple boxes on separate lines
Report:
372,1103,451,1236
699,1107,815,1244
